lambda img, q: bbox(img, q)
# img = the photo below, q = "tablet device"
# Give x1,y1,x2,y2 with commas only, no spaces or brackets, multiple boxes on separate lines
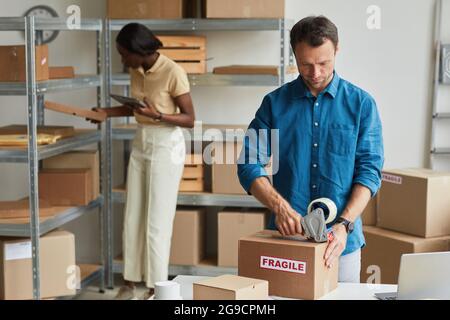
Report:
110,94,146,110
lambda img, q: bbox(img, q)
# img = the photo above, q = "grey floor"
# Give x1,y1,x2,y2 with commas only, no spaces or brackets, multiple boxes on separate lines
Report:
73,274,151,300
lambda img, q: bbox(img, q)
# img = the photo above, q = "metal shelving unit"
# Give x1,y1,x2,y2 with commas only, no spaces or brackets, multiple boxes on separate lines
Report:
104,18,295,287
0,16,105,299
430,0,450,163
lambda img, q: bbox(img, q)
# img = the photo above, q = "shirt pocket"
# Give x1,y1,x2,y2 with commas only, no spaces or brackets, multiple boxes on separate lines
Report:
327,123,356,156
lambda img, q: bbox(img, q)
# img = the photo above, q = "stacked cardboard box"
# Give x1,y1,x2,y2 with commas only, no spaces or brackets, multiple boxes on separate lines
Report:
0,230,76,300
361,226,450,284
218,209,266,267
38,168,94,206
361,196,377,226
204,0,285,18
107,0,185,19
361,168,450,285
211,141,245,195
0,45,49,82
179,153,204,192
169,208,206,265
43,150,100,200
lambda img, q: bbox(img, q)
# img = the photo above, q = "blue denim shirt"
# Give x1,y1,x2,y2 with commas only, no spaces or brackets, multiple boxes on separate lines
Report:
237,72,384,256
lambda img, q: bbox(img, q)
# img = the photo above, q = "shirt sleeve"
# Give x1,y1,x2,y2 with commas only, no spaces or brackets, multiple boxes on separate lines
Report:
237,95,273,194
353,95,384,197
169,67,190,98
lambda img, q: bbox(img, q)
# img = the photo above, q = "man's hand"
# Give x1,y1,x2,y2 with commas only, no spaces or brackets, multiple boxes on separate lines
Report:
135,97,161,119
324,223,347,268
274,203,303,236
86,107,107,124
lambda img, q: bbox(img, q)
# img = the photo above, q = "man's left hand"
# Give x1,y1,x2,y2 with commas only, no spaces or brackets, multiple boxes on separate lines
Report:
324,223,348,268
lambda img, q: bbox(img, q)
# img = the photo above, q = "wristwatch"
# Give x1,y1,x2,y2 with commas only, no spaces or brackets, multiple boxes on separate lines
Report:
336,217,354,234
153,112,162,122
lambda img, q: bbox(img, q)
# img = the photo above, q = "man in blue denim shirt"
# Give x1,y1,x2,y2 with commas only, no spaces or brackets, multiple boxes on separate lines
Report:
237,16,384,283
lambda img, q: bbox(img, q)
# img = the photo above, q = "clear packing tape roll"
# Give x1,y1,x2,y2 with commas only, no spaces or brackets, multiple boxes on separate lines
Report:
307,198,337,224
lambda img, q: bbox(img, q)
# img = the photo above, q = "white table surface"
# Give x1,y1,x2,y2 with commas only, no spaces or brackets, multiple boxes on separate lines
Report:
172,275,398,300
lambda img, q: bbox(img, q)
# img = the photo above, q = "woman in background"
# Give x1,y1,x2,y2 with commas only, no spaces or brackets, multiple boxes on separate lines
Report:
89,23,195,300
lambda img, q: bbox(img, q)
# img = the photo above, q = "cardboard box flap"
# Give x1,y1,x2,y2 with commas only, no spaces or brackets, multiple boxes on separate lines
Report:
240,230,325,248
383,168,450,179
194,275,266,292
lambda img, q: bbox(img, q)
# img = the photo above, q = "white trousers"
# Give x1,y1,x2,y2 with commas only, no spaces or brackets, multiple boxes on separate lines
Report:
123,125,185,288
338,249,361,283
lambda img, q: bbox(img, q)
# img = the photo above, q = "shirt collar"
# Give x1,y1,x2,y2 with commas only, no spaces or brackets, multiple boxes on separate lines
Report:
135,53,164,75
296,71,340,99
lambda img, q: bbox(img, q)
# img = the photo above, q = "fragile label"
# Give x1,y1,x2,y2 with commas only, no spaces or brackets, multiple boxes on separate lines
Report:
260,256,306,274
382,173,402,184
5,241,32,261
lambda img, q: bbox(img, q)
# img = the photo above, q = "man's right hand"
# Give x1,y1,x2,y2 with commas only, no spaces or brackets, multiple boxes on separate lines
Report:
274,203,303,236
86,107,107,124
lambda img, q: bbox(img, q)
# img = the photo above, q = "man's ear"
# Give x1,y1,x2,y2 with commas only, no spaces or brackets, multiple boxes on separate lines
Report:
335,44,340,55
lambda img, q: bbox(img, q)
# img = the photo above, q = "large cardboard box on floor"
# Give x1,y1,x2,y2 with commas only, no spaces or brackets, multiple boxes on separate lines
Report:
107,0,184,19
361,226,450,285
377,168,450,237
0,45,49,82
239,230,338,300
204,0,285,18
170,208,206,265
38,169,93,206
0,230,76,300
43,150,100,200
362,196,377,226
193,274,268,300
218,209,266,267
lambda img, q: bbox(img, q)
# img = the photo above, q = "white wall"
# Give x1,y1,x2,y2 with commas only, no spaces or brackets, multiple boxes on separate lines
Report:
0,0,449,263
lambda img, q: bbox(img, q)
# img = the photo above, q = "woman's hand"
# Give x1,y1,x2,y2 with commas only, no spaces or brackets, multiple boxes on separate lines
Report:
86,107,107,124
135,97,161,120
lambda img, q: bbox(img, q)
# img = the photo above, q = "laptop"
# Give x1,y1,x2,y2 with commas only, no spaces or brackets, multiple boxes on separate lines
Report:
375,251,450,300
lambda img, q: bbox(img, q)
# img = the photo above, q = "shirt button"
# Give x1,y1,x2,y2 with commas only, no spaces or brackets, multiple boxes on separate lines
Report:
315,102,319,107
313,143,318,148
313,164,318,168
312,185,317,189
314,122,319,127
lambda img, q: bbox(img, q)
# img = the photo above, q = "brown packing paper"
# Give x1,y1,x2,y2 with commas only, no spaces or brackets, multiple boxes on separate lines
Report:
0,199,59,219
0,125,75,138
0,134,61,146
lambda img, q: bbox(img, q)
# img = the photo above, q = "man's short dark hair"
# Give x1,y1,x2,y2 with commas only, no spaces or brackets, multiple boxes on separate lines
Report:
290,16,339,51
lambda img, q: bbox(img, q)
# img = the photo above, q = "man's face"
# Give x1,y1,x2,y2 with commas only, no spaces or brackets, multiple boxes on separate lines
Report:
294,39,338,93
